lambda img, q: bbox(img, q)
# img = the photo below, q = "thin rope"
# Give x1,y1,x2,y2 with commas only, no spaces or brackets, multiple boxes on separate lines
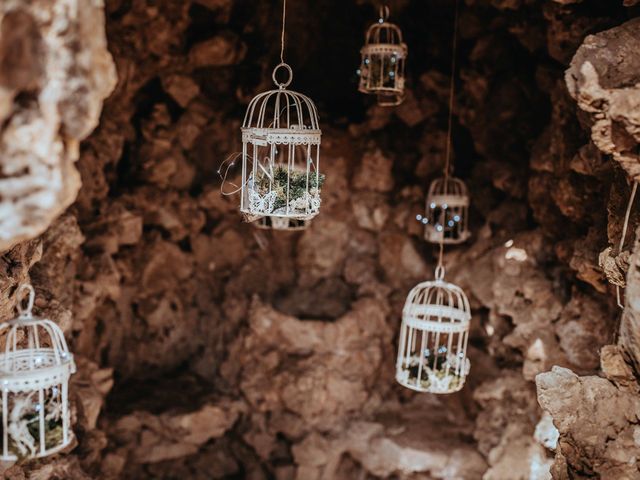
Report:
280,0,286,64
437,0,460,273
616,180,638,309
443,0,459,183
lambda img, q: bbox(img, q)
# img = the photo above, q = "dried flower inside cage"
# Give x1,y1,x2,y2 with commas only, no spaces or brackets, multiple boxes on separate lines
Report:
240,63,323,222
0,285,76,460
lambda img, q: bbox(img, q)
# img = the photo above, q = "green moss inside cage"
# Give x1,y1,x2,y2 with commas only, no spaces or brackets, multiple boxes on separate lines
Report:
254,166,325,212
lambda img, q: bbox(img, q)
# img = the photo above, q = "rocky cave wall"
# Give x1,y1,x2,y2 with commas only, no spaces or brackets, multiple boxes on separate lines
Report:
0,0,639,479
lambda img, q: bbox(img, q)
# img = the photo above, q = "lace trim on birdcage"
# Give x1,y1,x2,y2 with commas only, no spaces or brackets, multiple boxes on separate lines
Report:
361,43,407,56
428,194,469,208
403,304,470,323
242,129,321,146
0,362,74,392
402,316,469,334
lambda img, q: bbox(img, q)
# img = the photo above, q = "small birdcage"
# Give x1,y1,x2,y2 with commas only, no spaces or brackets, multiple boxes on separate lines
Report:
418,176,470,245
240,63,323,222
254,216,310,231
396,267,471,394
0,285,76,460
358,6,408,106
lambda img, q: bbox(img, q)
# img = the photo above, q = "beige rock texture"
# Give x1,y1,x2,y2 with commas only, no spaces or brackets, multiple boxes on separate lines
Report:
0,0,116,252
0,0,638,479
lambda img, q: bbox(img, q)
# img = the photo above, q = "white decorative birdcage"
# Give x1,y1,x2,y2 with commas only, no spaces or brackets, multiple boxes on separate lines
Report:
396,267,471,394
418,176,470,245
254,216,310,231
240,63,323,222
0,285,76,460
358,6,407,106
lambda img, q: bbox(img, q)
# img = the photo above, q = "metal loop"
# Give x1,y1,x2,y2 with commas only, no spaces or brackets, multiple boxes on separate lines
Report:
272,62,293,89
16,284,35,317
434,265,445,281
379,5,389,22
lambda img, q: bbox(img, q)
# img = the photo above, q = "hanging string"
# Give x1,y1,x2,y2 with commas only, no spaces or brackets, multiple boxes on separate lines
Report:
437,0,460,275
616,180,638,309
443,0,459,185
280,0,287,64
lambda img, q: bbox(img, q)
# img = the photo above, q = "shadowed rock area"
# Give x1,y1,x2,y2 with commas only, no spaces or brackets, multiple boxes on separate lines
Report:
0,0,639,479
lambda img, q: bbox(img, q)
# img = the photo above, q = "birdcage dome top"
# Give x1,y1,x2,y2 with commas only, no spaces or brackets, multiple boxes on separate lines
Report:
242,63,321,145
403,269,471,333
362,7,407,56
429,176,468,196
0,286,74,390
428,176,469,206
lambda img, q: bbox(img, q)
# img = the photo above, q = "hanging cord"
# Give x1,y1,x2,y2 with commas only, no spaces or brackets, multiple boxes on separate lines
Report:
616,180,638,309
280,0,286,64
436,0,460,277
443,0,459,185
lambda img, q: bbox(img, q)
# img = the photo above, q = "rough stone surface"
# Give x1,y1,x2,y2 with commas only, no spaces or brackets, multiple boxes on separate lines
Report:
0,1,639,479
566,18,640,180
0,0,116,251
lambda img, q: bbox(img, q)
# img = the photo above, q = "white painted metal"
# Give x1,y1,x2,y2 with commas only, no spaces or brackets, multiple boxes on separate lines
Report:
253,216,310,231
240,63,322,222
418,176,471,245
0,285,76,460
396,268,471,394
358,6,408,106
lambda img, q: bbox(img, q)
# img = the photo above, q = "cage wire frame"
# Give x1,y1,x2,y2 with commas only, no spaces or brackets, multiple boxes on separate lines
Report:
418,176,470,245
396,267,471,394
253,215,310,231
358,6,408,106
0,285,76,461
240,63,323,222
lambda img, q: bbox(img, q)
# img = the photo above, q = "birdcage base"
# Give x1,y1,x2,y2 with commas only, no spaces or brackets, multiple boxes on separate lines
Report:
396,368,467,394
358,86,405,107
424,228,471,245
254,216,310,231
0,433,74,462
377,92,404,106
242,208,319,223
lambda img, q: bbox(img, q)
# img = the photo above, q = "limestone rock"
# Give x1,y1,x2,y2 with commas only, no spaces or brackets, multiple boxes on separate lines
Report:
566,18,640,180
111,402,240,464
0,0,116,252
353,149,394,193
536,366,640,478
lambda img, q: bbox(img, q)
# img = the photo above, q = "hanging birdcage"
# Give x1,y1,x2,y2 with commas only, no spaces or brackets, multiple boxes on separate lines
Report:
358,6,408,106
254,215,310,231
396,267,471,394
240,63,323,222
0,285,76,460
418,176,470,245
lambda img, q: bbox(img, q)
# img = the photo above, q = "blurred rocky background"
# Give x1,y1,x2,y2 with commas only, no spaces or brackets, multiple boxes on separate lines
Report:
0,0,639,478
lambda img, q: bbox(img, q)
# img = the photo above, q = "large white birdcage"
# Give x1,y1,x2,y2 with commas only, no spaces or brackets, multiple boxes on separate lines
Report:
358,6,408,106
396,267,471,394
240,63,323,222
0,285,76,460
419,176,470,245
254,216,310,231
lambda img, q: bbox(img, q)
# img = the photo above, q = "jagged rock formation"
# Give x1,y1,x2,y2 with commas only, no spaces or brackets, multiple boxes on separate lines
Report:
0,0,638,479
0,0,116,252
